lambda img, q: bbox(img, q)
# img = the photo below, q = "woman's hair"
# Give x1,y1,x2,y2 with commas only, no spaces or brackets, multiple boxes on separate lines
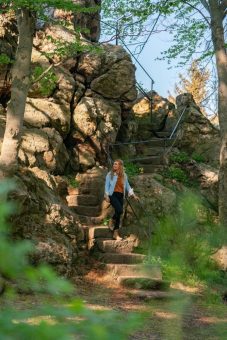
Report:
110,159,125,179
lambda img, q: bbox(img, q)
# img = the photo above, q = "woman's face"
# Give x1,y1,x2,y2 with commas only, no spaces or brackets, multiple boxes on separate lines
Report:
113,161,120,172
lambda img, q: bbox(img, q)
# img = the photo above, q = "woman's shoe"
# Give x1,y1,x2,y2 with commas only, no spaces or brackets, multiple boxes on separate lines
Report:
113,230,122,240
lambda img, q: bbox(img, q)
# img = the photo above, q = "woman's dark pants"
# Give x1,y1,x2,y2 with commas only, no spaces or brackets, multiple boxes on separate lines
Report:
109,192,124,230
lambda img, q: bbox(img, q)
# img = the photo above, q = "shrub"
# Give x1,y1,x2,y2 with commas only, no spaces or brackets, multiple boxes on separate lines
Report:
149,193,227,290
163,165,189,184
123,162,142,179
169,151,190,164
192,152,206,163
31,66,57,96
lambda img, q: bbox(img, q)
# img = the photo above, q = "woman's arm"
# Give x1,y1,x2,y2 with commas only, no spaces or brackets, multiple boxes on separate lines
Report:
125,175,139,200
104,173,111,201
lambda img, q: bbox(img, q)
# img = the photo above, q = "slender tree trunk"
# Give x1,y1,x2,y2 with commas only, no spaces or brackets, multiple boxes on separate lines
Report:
208,0,227,226
0,8,34,177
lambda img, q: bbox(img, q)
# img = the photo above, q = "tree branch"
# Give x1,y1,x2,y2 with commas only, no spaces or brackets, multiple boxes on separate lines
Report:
31,61,61,85
184,1,210,25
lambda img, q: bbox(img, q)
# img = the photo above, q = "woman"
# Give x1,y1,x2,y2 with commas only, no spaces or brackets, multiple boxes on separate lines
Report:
104,159,138,240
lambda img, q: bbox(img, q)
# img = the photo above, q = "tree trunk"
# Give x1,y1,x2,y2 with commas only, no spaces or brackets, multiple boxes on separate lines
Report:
208,0,227,226
0,8,34,177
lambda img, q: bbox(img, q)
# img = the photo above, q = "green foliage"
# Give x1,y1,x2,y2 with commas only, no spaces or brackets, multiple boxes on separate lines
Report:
192,152,206,163
102,217,110,226
123,162,142,179
31,66,57,96
169,151,190,164
150,193,227,290
0,182,143,339
44,35,102,60
162,165,189,184
0,54,12,65
67,176,79,188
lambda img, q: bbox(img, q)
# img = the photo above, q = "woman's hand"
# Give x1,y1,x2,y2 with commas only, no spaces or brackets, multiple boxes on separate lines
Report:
132,194,139,201
105,195,110,203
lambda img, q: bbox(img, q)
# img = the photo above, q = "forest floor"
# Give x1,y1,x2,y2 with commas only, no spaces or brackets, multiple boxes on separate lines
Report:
12,267,227,340
73,270,227,339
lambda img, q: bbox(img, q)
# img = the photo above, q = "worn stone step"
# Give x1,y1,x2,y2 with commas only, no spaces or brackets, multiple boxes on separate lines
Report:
87,226,112,240
138,164,163,173
148,138,174,147
95,238,137,254
154,131,172,138
139,146,165,156
127,289,172,301
66,194,100,207
139,155,165,165
73,205,101,217
76,214,103,225
105,264,161,279
96,252,146,264
118,276,170,290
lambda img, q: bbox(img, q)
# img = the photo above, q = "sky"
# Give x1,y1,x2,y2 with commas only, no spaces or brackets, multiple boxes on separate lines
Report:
132,31,181,99
101,26,183,99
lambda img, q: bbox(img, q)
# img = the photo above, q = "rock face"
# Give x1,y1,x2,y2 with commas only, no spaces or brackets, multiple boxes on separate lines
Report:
133,91,177,139
176,93,220,166
0,15,138,274
73,0,101,42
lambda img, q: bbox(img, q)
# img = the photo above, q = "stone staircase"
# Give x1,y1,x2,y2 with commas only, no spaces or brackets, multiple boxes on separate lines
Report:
135,131,176,173
85,225,169,297
66,167,106,225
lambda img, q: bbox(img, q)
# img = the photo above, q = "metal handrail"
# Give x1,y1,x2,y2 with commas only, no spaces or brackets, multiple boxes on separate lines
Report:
169,105,188,140
107,104,188,164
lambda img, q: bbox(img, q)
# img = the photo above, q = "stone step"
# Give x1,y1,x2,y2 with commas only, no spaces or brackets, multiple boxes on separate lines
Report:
105,264,162,279
154,131,172,138
66,194,100,207
76,214,103,225
73,205,101,217
95,238,137,254
138,155,165,165
139,146,165,157
87,226,112,240
138,164,163,173
126,289,172,301
148,138,174,147
118,276,170,290
96,252,146,264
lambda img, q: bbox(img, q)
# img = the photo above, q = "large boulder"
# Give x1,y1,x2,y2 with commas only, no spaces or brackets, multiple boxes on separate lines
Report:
133,91,176,139
11,169,84,276
72,95,121,168
91,59,136,99
176,93,220,165
125,174,177,223
77,44,131,82
24,98,71,138
19,127,69,174
186,162,219,210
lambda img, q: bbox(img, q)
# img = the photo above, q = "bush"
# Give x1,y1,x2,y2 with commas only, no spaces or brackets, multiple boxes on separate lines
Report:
169,151,190,164
149,193,227,290
192,152,206,163
123,162,142,179
163,165,189,184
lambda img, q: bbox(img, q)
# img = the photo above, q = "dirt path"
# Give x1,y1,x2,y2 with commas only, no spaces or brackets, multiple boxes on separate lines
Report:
73,270,227,340
11,269,227,339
